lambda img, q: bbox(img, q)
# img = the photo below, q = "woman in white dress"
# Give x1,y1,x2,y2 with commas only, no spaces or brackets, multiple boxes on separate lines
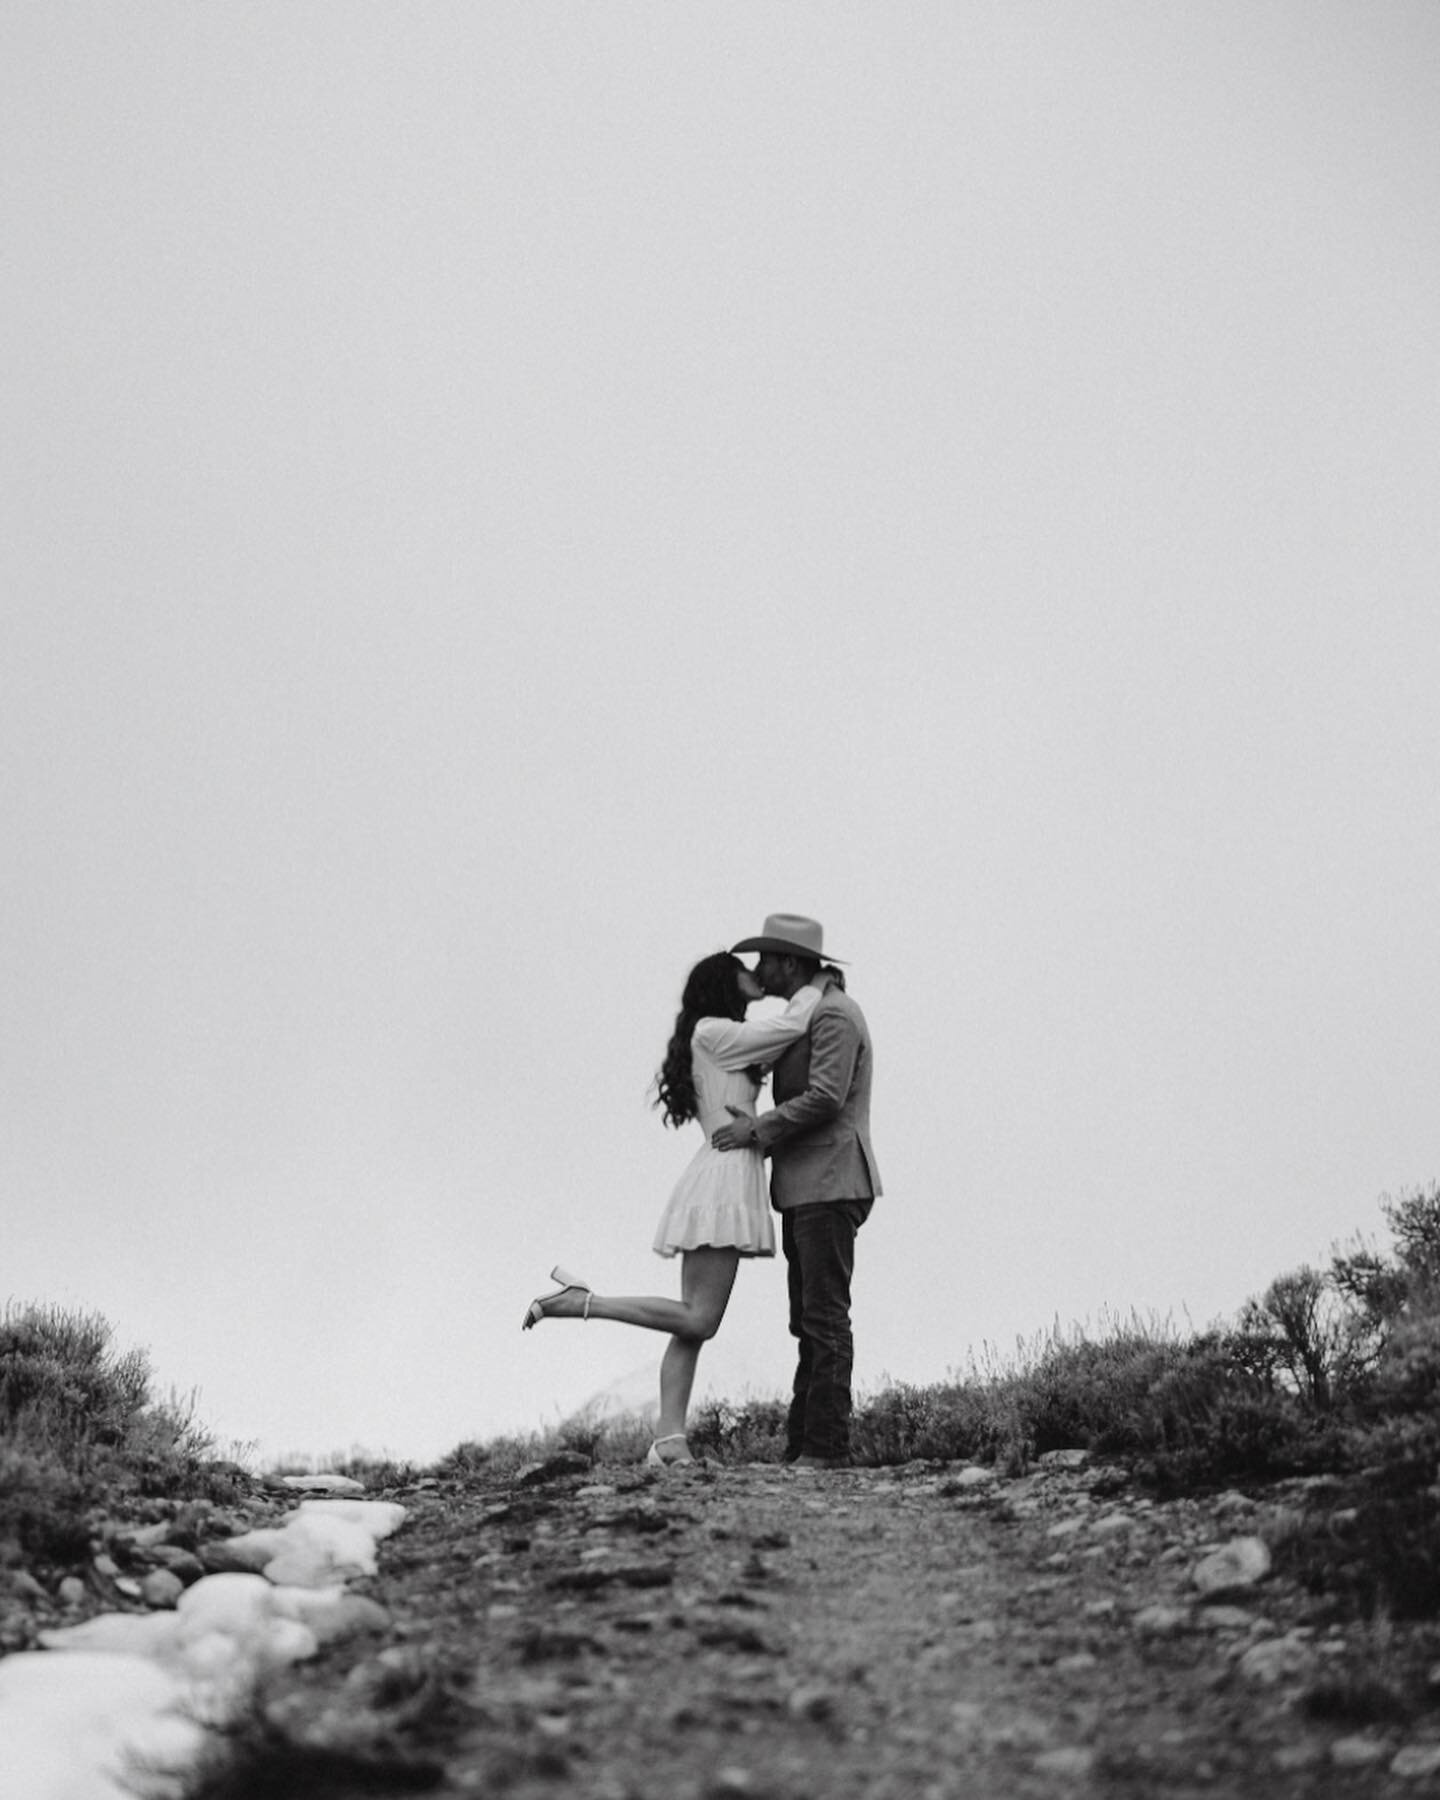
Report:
522,951,832,1466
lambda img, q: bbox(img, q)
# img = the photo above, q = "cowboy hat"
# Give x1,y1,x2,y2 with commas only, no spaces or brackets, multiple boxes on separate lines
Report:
730,913,846,964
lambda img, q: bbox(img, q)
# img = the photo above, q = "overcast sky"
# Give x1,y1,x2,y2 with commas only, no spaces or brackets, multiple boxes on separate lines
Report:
4,4,1438,1466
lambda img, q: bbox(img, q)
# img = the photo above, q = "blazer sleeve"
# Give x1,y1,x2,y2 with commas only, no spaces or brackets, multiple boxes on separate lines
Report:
755,1004,859,1148
693,985,822,1071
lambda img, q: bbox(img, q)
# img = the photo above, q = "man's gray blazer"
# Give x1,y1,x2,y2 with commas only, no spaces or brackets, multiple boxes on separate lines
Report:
755,988,881,1211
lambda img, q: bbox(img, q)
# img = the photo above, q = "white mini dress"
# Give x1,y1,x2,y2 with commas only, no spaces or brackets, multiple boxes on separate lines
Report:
652,984,822,1259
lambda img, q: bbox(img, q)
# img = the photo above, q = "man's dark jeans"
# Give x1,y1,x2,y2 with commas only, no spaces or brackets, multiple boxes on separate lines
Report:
782,1199,871,1462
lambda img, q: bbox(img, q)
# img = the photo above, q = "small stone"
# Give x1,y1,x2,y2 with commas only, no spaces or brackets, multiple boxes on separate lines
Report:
1133,1605,1190,1637
92,1554,121,1579
143,1544,205,1583
200,1536,277,1575
1033,1747,1095,1777
1090,1512,1133,1537
6,1571,47,1603
1238,1633,1315,1686
57,1577,87,1608
1046,1518,1086,1540
139,1569,184,1609
1039,1449,1090,1470
1195,1605,1255,1631
786,1685,836,1722
516,1452,592,1487
948,1466,996,1488
1192,1536,1271,1595
1330,1735,1390,1768
1055,1652,1098,1672
1392,1744,1440,1779
707,1769,756,1796
988,1712,1053,1750
1273,1743,1323,1771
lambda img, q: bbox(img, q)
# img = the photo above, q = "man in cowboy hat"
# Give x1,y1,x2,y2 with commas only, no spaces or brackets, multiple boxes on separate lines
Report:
711,913,881,1468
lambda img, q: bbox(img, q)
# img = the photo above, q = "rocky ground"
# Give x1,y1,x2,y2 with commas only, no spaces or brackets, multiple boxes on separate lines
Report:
8,1450,1440,1798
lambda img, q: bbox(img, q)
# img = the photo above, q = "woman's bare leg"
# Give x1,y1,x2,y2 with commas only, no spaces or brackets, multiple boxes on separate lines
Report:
540,1247,740,1341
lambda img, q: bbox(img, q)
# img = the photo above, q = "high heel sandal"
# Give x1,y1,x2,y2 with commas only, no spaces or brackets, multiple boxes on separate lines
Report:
521,1266,593,1330
646,1433,694,1468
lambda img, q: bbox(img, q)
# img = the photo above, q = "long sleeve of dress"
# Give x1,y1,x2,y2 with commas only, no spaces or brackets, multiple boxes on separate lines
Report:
691,985,822,1071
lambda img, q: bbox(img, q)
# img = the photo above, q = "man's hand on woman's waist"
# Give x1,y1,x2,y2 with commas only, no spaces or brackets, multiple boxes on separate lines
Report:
711,1105,759,1151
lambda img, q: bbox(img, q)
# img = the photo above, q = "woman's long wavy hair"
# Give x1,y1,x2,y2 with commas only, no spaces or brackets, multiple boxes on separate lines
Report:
653,952,751,1129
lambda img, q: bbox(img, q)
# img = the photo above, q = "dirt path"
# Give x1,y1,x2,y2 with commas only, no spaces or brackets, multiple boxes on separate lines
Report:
285,1455,1440,1798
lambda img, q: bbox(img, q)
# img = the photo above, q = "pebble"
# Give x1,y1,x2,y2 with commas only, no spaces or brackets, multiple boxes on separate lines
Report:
786,1684,836,1722
1330,1734,1391,1768
1192,1536,1271,1595
138,1569,184,1610
1392,1744,1440,1778
1032,1746,1095,1777
1133,1605,1191,1637
1237,1633,1315,1686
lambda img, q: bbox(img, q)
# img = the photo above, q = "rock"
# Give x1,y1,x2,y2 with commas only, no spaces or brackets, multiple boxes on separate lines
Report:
707,1771,758,1797
946,1466,996,1489
58,1576,89,1608
1273,1743,1324,1771
200,1534,279,1575
1039,1449,1090,1470
1192,1536,1271,1596
1133,1605,1191,1637
1193,1605,1256,1632
139,1569,185,1610
1033,1746,1095,1777
516,1452,592,1486
1330,1734,1390,1768
1237,1633,1316,1686
142,1544,205,1584
6,1570,47,1603
786,1685,836,1722
1392,1744,1440,1779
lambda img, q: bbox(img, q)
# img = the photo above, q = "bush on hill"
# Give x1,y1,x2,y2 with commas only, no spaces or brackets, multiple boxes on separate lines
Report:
0,1301,246,1567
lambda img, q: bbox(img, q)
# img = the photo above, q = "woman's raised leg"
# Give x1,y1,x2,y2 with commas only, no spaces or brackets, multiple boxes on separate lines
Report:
545,1245,740,1340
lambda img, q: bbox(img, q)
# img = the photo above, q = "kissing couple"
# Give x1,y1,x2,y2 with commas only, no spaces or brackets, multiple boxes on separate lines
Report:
524,913,881,1470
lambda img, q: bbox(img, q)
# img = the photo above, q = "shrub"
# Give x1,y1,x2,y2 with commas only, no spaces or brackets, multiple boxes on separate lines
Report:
0,1300,235,1564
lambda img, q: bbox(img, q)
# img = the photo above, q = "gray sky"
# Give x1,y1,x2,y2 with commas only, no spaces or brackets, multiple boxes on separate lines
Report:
5,4,1438,1465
